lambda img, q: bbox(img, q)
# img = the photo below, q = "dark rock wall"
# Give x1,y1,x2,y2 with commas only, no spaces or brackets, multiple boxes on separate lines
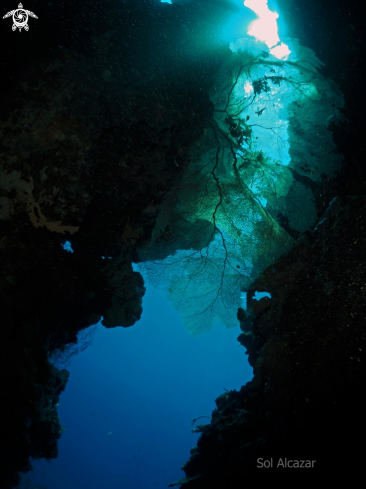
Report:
177,0,366,485
180,196,366,485
0,2,229,487
1,0,365,487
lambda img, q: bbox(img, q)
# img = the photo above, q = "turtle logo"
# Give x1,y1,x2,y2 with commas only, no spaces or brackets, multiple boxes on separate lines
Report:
3,3,38,32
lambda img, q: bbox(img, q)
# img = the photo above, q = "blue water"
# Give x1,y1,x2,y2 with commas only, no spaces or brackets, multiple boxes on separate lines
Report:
22,278,253,489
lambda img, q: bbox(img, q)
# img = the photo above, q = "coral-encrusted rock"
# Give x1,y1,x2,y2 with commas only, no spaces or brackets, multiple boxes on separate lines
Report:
237,331,263,367
102,247,146,328
236,307,246,323
180,196,366,486
1,2,226,486
249,296,271,317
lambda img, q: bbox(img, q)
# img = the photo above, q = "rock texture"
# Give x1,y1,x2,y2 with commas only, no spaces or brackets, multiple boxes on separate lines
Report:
0,2,228,487
1,0,365,487
175,0,366,484
179,196,366,486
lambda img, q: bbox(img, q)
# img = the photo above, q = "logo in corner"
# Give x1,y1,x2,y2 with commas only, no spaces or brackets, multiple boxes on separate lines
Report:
3,3,38,31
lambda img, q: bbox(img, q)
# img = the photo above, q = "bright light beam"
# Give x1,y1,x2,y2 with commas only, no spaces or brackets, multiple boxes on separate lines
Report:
244,0,290,59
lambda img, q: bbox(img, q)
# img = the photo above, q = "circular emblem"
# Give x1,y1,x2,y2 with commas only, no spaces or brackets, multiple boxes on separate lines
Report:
3,3,38,32
12,8,28,30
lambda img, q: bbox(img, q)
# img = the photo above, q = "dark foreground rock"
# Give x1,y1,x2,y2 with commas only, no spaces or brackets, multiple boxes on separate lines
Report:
0,2,228,487
1,0,366,487
173,0,366,483
177,196,366,486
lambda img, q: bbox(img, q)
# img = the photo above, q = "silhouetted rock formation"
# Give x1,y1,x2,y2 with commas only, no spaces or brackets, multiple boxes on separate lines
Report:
1,0,365,487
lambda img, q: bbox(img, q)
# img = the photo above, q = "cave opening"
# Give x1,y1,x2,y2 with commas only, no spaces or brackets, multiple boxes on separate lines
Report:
2,0,365,488
25,1,342,486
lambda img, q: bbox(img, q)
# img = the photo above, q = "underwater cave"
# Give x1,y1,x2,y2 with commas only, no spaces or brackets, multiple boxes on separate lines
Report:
1,0,365,487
